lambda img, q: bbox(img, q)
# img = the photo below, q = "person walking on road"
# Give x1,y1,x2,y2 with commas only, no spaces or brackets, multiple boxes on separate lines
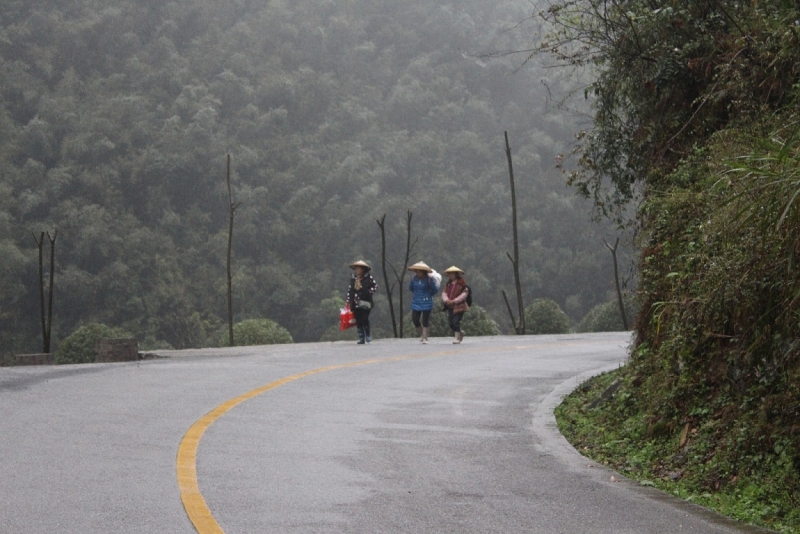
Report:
441,265,469,344
407,261,439,344
347,260,378,344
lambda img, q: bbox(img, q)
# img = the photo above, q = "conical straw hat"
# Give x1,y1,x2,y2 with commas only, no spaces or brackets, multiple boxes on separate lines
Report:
408,261,432,273
349,260,371,271
443,265,464,274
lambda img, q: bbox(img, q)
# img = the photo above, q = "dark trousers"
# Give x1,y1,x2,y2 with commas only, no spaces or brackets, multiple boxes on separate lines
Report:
354,308,371,330
411,309,431,328
447,310,464,333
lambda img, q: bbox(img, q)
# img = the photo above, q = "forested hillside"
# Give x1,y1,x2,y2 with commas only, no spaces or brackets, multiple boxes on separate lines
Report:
0,0,626,352
541,1,800,530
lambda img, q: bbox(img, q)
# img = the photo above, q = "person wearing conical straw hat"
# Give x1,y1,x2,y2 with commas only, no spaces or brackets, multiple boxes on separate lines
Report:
441,266,469,344
347,260,378,344
407,261,440,344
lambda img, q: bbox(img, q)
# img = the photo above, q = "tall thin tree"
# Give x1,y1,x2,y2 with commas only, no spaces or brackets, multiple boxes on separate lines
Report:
604,237,629,330
503,131,526,334
382,210,417,338
33,230,57,353
34,232,46,352
226,154,241,347
377,214,399,337
46,231,56,352
392,210,417,338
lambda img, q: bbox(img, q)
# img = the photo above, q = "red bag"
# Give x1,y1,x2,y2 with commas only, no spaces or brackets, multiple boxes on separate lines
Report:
339,305,356,331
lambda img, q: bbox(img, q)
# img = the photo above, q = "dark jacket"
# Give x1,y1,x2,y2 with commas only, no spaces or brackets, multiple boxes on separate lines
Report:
347,273,378,310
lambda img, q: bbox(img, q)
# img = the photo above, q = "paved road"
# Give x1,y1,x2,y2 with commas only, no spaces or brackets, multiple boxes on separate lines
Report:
0,333,772,533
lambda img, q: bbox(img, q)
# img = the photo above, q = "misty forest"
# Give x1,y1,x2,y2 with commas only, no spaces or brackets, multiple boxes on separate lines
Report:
0,0,630,353
6,0,800,528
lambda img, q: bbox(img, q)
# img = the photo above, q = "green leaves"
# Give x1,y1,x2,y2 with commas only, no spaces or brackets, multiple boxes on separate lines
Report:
524,298,571,334
55,323,132,364
538,0,800,220
227,318,293,346
0,0,627,353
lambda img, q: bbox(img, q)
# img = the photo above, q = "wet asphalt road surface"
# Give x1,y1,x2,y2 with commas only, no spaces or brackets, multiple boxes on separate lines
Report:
0,333,774,533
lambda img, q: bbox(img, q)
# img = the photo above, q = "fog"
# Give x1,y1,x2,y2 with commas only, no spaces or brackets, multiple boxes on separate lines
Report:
0,0,633,351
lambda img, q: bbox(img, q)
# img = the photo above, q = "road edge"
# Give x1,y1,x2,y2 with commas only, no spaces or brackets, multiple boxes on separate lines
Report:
531,361,776,534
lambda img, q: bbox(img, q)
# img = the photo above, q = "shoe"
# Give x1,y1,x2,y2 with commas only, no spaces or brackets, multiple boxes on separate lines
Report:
421,327,429,344
452,333,461,344
458,330,465,342
357,327,365,345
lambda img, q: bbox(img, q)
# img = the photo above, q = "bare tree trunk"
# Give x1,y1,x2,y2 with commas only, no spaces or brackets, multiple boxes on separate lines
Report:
226,154,241,347
504,131,526,334
46,231,57,353
604,237,629,330
377,214,398,338
33,232,46,352
385,211,417,338
398,211,414,338
501,289,517,332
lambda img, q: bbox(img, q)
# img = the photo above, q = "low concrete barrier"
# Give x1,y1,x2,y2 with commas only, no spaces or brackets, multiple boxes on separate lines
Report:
14,353,55,366
96,338,139,363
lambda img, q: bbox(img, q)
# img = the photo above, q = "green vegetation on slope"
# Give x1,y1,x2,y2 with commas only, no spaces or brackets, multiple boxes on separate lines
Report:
557,367,800,532
538,0,800,529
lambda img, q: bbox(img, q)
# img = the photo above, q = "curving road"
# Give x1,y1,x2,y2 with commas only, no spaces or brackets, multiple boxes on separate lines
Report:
0,333,772,533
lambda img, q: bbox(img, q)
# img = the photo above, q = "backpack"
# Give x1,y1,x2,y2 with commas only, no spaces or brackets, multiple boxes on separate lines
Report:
465,284,473,306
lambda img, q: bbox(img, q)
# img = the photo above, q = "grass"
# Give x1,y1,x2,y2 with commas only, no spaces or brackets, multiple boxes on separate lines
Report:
555,368,800,533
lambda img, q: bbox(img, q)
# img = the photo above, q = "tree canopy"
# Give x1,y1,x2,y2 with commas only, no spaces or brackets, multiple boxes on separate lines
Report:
0,0,629,354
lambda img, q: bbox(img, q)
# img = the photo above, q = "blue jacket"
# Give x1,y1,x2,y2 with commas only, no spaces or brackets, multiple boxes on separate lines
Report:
408,275,438,311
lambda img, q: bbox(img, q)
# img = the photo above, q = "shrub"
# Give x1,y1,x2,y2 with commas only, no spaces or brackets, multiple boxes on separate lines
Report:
524,298,571,334
224,319,293,346
578,295,638,332
55,323,133,364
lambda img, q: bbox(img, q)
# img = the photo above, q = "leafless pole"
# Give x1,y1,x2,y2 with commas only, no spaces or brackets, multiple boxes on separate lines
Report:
604,237,629,330
501,289,517,332
504,131,525,334
387,210,417,338
33,232,46,352
226,154,241,347
46,231,57,353
377,214,398,337
398,211,415,338
32,230,57,353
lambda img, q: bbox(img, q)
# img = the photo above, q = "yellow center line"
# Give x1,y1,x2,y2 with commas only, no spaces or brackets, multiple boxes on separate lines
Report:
176,349,460,533
176,340,593,533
